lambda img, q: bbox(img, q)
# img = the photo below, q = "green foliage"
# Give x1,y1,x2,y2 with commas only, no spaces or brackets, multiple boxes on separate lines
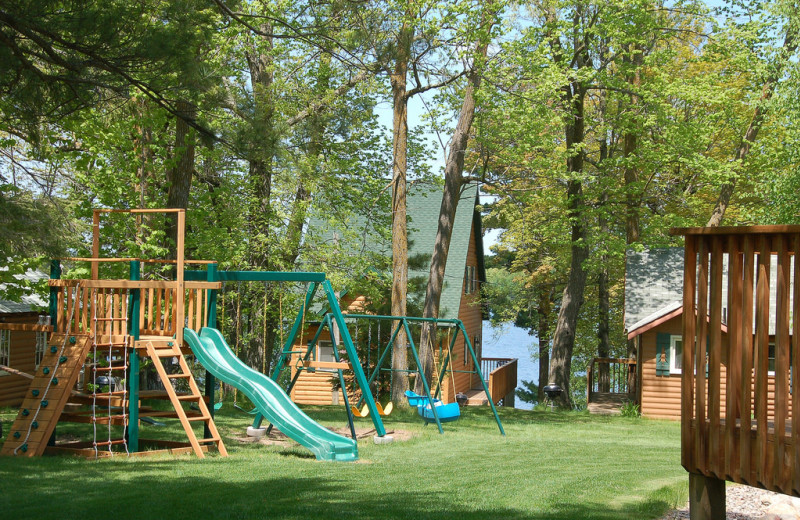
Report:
515,379,539,405
620,401,641,418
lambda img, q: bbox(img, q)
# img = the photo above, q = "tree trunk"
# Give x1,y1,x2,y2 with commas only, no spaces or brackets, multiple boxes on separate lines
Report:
536,288,552,404
598,193,611,393
415,38,490,394
165,100,196,260
244,26,276,369
133,98,154,239
707,27,797,227
547,80,588,409
390,18,412,404
623,47,643,398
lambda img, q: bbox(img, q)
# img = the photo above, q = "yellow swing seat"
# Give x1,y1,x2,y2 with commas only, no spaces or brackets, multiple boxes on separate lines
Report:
351,405,370,417
376,402,393,416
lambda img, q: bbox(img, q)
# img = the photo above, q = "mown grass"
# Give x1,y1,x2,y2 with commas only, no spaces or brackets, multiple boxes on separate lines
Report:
0,404,687,520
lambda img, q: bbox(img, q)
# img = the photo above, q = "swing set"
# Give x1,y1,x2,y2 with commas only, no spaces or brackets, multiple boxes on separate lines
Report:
288,313,505,435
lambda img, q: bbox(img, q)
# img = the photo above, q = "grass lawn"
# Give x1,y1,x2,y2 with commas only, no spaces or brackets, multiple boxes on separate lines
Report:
0,404,687,520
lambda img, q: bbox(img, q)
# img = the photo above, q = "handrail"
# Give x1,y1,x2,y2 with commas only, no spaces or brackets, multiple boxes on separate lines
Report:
49,279,221,289
56,257,215,264
488,358,517,404
587,357,636,397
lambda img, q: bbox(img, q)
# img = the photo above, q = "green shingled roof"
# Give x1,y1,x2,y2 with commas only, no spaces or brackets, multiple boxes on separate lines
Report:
304,183,483,319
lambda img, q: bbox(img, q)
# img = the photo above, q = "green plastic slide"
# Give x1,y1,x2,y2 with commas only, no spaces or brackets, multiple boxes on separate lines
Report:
184,327,358,462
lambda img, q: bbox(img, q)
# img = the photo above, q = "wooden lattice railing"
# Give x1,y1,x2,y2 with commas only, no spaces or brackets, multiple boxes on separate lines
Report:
675,225,800,496
49,279,217,342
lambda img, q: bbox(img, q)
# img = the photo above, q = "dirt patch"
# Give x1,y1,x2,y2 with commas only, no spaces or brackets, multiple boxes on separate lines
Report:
232,427,413,446
330,427,415,442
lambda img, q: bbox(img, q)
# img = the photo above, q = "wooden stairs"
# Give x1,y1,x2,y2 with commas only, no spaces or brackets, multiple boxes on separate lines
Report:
1,334,92,457
587,392,628,415
144,340,227,458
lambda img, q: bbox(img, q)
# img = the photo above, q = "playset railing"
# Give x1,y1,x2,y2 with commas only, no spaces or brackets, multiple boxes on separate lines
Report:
675,225,800,496
48,279,217,342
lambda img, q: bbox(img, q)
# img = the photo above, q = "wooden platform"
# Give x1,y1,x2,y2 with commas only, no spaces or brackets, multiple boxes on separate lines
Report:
464,388,490,406
587,392,628,415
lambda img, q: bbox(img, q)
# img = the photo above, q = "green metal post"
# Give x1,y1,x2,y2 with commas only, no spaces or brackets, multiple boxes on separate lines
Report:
403,319,443,433
327,315,357,440
457,321,505,436
127,260,141,451
49,260,61,331
204,263,218,438
322,280,386,437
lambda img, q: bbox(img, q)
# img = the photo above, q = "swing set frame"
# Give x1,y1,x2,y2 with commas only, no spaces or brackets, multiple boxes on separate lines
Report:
344,314,505,435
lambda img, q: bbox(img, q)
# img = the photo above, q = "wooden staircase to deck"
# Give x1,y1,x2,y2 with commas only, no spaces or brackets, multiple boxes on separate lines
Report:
1,334,92,457
144,339,227,458
587,392,628,415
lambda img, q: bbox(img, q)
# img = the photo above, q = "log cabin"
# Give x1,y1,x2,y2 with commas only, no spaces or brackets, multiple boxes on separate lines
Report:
292,183,518,407
0,268,50,407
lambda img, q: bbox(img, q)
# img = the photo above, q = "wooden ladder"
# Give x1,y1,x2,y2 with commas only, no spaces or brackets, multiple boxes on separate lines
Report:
1,334,92,457
144,340,227,458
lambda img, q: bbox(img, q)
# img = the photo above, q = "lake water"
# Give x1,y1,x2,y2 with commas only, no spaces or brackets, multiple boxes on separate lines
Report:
481,320,539,410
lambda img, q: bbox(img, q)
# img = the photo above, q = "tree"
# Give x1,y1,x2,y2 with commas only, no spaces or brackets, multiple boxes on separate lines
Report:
415,1,501,393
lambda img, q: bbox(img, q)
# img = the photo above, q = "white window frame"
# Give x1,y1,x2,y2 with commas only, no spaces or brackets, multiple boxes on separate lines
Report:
0,329,10,376
669,335,682,375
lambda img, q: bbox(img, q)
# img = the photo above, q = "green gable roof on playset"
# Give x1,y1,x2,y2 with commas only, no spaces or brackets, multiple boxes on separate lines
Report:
304,182,486,319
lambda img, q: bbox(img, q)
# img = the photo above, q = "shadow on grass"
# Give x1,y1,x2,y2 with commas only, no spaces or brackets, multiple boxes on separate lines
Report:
0,456,680,520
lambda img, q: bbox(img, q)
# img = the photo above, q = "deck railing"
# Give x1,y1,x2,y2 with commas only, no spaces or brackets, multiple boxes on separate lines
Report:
484,358,517,403
675,225,800,496
586,357,636,396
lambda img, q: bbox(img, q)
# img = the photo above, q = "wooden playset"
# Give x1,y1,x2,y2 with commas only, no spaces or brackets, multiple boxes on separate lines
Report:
1,209,225,458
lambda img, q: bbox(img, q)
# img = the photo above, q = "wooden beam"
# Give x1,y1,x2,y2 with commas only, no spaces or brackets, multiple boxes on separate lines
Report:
48,280,220,290
0,364,34,379
672,225,800,236
303,361,352,370
92,210,100,279
0,323,52,332
689,473,726,520
57,257,215,265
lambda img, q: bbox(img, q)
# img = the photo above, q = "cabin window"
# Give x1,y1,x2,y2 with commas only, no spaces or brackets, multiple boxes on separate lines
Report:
464,266,476,295
317,341,336,372
0,330,10,376
766,343,792,375
670,336,682,375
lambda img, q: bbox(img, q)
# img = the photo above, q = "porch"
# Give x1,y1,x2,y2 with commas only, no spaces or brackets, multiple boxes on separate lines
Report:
586,357,637,415
463,357,518,406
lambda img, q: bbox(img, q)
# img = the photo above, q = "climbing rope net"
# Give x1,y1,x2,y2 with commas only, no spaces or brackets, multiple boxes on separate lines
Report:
91,287,130,459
